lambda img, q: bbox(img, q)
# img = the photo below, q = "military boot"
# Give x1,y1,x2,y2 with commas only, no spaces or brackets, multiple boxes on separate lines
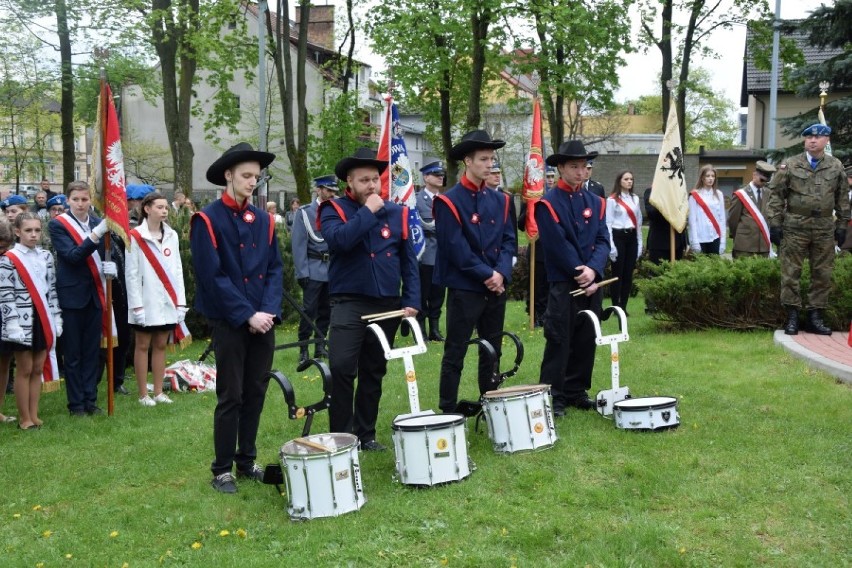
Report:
805,309,832,336
428,319,445,342
783,307,799,335
298,347,309,365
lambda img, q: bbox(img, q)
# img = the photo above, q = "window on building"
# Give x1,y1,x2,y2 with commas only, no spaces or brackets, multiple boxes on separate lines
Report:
235,96,240,109
48,164,55,182
18,132,24,146
74,166,80,180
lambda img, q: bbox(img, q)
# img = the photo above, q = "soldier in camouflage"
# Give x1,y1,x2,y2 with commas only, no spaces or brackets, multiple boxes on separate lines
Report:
766,124,851,335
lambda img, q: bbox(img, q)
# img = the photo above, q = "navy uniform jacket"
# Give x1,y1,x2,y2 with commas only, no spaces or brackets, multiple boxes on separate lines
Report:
48,213,107,310
318,191,420,310
291,199,330,282
534,181,610,282
433,175,517,293
415,189,438,266
190,193,284,328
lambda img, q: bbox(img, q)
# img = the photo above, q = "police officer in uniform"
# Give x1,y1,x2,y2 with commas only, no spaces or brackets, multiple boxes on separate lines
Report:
728,160,777,258
535,140,609,415
319,148,420,451
433,130,516,413
291,175,338,363
583,159,606,199
767,124,850,335
415,161,446,341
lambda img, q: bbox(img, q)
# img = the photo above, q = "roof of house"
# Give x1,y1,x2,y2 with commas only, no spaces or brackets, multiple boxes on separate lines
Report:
741,20,845,106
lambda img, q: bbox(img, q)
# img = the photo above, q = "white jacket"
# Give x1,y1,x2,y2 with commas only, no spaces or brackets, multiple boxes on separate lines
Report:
125,222,186,326
688,188,727,254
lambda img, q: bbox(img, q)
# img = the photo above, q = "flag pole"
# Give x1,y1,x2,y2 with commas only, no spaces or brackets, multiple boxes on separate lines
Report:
99,72,116,417
522,84,544,330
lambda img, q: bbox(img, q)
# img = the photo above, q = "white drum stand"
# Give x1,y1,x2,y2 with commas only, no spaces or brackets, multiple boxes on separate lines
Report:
579,306,631,417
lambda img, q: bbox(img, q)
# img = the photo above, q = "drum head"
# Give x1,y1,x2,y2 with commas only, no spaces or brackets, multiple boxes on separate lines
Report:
483,384,550,399
614,396,677,411
281,432,358,455
392,413,465,431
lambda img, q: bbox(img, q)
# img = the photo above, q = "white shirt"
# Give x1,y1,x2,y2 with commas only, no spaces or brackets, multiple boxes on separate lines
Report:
12,243,48,297
688,187,727,253
605,193,644,258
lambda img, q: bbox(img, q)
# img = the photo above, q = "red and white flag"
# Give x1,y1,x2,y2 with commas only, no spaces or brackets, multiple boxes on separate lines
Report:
522,98,545,241
90,81,130,246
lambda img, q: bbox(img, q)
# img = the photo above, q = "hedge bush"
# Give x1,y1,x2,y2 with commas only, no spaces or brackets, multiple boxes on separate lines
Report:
639,253,852,331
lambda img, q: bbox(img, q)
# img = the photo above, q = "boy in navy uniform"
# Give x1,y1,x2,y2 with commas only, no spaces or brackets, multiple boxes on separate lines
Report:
190,143,283,493
535,140,610,415
415,161,446,341
433,130,517,413
291,174,338,363
319,148,420,451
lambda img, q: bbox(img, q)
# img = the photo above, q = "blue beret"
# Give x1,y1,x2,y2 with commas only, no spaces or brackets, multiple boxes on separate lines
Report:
313,175,339,190
801,123,831,137
490,160,502,173
125,184,154,200
1,194,27,209
419,161,445,175
46,195,67,209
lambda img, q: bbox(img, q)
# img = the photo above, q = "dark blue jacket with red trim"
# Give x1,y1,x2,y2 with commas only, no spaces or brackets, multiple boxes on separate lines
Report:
432,174,517,293
189,193,284,328
318,191,420,310
534,180,610,282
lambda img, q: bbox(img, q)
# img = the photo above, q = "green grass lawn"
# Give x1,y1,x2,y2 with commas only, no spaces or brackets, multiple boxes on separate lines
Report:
1,297,849,567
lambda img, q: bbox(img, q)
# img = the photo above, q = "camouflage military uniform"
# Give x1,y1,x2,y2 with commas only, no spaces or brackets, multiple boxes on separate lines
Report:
766,152,850,309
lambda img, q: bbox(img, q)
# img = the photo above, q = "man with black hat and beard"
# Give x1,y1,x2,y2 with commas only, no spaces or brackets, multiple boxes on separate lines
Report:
535,140,610,416
433,130,517,414
319,147,420,452
190,142,283,493
416,161,447,341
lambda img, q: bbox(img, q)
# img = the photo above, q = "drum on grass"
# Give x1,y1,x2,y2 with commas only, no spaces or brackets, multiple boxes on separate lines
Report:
391,413,471,486
482,384,557,453
613,396,680,431
279,433,365,520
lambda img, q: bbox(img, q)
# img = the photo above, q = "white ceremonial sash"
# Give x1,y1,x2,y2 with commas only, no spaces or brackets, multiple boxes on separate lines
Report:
734,189,775,258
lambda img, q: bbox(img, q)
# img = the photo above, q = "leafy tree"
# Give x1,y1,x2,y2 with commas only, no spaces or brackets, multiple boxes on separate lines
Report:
638,0,771,148
308,88,371,179
75,50,161,126
775,1,852,162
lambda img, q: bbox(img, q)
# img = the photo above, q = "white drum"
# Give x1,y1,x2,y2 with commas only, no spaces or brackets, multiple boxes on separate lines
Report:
391,413,471,486
482,384,557,453
613,396,680,431
279,433,365,520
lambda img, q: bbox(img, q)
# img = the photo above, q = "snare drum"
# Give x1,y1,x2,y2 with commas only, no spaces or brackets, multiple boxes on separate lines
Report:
279,433,366,520
391,413,471,486
482,384,557,453
613,396,680,431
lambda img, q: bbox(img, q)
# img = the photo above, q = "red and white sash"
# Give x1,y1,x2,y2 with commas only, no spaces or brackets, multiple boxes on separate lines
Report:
129,229,191,347
4,250,58,382
614,195,638,229
733,189,775,257
54,213,118,346
690,190,722,238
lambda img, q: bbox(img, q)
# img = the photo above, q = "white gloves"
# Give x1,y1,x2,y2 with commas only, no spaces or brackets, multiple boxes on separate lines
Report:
102,261,118,279
512,256,518,267
56,319,63,337
132,309,146,326
609,248,617,262
177,307,188,324
92,220,109,239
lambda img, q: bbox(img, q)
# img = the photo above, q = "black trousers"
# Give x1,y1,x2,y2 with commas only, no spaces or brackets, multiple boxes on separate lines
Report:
526,240,548,325
210,320,274,476
63,299,104,413
699,238,721,255
439,289,506,413
610,229,638,310
98,288,131,390
417,263,445,325
297,278,330,349
328,296,400,442
539,281,601,411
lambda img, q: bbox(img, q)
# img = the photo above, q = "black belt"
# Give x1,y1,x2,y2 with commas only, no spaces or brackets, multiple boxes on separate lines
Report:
307,251,330,262
787,207,831,218
613,228,637,235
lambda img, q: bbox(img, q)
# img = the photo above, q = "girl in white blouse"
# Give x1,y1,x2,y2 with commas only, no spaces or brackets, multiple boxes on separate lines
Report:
125,193,187,407
605,171,643,314
687,165,726,255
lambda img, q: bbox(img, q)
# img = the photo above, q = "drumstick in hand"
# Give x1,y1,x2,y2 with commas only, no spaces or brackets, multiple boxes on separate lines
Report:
570,277,619,297
360,309,406,322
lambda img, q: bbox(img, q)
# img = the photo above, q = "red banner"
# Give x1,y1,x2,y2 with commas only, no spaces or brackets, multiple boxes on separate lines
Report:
91,81,130,245
377,95,393,201
522,99,545,240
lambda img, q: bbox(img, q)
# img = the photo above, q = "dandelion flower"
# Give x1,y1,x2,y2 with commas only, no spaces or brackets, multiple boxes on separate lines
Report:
235,528,247,539
679,547,686,554
191,542,202,550
13,513,20,519
219,530,230,537
42,530,52,538
501,527,509,537
32,505,42,511
440,557,448,566
65,554,72,559
110,531,119,538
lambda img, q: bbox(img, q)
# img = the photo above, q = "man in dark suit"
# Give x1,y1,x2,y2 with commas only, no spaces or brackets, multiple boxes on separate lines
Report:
584,159,606,199
49,181,117,416
415,161,446,341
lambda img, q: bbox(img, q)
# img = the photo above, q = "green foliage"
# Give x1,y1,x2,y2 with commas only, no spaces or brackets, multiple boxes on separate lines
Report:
640,254,852,331
75,50,161,127
308,89,371,178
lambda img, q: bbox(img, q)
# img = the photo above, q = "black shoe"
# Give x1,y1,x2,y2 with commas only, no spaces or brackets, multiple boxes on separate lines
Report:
298,348,309,365
805,309,832,336
566,397,595,411
784,307,800,335
553,408,566,418
428,331,445,342
211,472,237,494
114,385,130,395
86,406,104,416
314,348,329,359
69,409,87,417
236,463,264,482
360,439,387,452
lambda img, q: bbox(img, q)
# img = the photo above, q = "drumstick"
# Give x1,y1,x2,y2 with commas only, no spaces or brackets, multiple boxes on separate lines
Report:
570,277,619,297
360,309,406,322
293,437,331,452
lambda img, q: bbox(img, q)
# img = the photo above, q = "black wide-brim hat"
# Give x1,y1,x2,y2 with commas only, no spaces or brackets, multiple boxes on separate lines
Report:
545,140,599,167
206,142,276,186
449,130,506,161
334,147,388,180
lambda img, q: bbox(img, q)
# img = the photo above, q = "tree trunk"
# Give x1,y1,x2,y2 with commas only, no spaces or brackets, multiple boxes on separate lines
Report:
678,0,704,149
466,1,491,131
659,0,673,132
55,0,75,186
